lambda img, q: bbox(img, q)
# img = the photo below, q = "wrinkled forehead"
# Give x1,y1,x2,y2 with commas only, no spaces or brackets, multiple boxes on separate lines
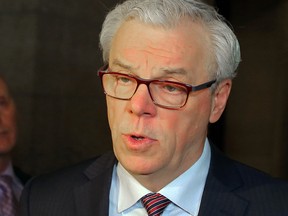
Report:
111,18,213,79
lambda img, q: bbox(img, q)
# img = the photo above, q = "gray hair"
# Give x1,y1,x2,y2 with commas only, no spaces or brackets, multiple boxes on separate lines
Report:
99,0,241,81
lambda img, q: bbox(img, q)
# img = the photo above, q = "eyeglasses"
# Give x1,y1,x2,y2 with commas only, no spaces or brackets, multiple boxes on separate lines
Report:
98,65,216,109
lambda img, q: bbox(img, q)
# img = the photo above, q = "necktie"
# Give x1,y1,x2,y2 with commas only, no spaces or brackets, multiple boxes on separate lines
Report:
0,175,17,216
141,193,171,216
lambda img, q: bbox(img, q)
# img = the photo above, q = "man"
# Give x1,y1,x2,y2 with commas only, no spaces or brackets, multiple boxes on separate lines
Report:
0,75,30,215
20,0,288,215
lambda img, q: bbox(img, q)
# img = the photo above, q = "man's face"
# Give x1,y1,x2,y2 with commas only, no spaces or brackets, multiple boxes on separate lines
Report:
106,18,227,185
0,79,17,155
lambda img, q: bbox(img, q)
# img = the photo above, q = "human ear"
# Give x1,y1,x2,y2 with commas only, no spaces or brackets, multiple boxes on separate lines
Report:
209,79,232,123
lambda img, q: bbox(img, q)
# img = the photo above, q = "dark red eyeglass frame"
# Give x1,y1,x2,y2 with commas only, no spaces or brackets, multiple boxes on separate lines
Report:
97,64,217,109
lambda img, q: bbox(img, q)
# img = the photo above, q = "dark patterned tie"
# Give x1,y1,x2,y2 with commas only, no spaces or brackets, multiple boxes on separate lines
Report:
0,175,17,216
141,193,171,216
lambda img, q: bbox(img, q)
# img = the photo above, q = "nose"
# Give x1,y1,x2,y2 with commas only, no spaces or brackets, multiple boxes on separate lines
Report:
128,84,156,116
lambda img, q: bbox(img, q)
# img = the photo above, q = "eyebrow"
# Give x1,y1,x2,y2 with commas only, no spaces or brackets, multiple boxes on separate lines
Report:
159,67,188,76
110,59,188,77
110,59,137,71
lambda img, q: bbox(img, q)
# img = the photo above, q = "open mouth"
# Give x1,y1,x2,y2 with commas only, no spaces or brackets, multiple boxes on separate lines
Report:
131,135,144,140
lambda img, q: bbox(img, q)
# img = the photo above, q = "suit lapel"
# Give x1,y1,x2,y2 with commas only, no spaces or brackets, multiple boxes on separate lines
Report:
73,152,117,216
198,145,249,216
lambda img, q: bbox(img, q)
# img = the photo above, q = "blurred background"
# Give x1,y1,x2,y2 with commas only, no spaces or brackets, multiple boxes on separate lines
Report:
0,0,287,178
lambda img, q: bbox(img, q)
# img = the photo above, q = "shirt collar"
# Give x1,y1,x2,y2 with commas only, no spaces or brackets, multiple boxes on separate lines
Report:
117,163,150,212
117,138,211,214
2,161,17,181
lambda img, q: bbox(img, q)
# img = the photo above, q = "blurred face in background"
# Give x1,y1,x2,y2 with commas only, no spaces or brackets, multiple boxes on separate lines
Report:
0,78,17,156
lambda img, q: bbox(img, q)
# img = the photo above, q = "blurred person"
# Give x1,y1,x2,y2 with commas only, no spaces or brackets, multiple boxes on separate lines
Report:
20,0,288,215
0,75,30,215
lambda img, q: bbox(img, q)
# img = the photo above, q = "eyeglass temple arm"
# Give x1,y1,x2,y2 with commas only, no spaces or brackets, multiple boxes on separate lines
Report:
191,80,216,92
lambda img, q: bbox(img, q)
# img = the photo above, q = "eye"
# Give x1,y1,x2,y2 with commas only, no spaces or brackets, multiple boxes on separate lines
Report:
118,76,131,83
160,82,186,94
115,74,135,85
163,84,178,92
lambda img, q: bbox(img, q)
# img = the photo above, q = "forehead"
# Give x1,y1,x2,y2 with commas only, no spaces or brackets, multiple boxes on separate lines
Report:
109,18,211,79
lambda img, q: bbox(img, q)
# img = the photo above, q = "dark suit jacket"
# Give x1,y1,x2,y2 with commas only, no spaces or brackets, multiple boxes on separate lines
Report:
20,146,288,216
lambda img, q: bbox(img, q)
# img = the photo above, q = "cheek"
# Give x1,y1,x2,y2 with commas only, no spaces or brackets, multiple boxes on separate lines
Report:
0,114,17,151
106,98,126,134
106,98,117,129
188,93,212,120
2,111,17,130
157,113,184,150
106,99,119,148
176,96,212,137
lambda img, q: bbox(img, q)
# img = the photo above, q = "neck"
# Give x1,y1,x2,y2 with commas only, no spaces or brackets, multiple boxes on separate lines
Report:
0,155,11,173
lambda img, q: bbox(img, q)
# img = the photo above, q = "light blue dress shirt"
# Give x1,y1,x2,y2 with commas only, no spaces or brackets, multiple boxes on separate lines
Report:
109,139,211,216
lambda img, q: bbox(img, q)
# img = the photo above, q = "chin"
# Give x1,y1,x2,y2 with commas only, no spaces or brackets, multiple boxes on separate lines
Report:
123,159,157,175
0,143,14,155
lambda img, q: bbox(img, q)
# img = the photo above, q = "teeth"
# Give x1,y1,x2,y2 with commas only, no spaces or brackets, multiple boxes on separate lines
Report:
132,135,144,140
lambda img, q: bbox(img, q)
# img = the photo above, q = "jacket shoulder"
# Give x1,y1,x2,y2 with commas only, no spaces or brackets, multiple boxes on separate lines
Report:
200,145,288,215
26,152,116,190
20,152,116,216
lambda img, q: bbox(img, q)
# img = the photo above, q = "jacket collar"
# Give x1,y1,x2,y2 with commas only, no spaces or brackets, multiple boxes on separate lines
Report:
73,152,117,216
198,144,249,216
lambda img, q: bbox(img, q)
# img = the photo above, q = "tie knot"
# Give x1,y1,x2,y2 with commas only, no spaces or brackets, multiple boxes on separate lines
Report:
141,193,171,216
